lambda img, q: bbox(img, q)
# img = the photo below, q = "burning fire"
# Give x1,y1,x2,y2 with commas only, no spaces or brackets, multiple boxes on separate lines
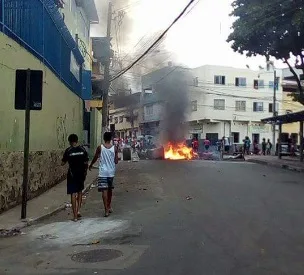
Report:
164,143,197,160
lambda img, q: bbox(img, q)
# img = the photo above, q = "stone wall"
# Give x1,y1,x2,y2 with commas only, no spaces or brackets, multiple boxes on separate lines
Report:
0,150,66,213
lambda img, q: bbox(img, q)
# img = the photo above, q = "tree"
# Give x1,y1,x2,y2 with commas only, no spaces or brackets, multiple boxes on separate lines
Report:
227,0,304,104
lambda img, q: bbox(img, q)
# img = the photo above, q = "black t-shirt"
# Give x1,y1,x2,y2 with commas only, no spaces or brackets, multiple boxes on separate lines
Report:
62,146,89,178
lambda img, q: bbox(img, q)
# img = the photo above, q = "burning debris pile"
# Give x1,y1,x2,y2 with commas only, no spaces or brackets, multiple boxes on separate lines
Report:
164,143,197,160
156,69,193,160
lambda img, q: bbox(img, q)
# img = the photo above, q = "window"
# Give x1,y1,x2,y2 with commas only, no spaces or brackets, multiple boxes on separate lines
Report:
253,102,264,112
235,77,247,86
119,116,123,123
269,78,280,90
214,75,226,85
146,104,153,115
254,79,259,89
268,103,279,114
254,79,264,89
235,101,246,112
214,99,225,110
114,117,118,124
258,79,264,88
232,132,240,143
191,100,197,111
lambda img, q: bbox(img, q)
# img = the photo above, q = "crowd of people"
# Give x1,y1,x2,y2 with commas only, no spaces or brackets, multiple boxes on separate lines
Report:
243,136,272,155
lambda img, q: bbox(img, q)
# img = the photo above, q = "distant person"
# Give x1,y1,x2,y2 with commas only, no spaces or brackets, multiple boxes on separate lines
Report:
223,137,230,153
89,132,118,217
244,136,251,155
275,138,279,155
253,139,259,155
204,137,210,151
266,139,272,155
262,138,266,155
62,134,89,222
192,138,199,152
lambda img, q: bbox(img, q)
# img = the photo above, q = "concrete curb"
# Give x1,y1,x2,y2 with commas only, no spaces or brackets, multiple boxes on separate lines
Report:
246,159,304,173
8,177,97,231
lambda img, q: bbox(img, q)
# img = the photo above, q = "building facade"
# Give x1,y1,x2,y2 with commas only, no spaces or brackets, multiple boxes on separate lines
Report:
187,65,283,144
0,0,98,212
139,65,283,145
281,68,304,142
109,92,141,138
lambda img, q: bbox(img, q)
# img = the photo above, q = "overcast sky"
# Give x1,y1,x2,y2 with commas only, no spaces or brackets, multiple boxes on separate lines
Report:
91,0,286,70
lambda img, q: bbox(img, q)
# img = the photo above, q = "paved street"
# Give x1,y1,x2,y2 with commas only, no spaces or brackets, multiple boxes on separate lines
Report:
1,160,304,274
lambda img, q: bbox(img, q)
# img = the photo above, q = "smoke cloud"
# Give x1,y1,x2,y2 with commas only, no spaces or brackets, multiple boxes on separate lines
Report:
155,69,191,144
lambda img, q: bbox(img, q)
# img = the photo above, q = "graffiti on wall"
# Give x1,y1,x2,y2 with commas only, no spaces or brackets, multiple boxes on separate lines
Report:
56,115,67,149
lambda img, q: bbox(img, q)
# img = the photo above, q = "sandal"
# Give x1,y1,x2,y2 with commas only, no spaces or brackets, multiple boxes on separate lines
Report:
104,211,110,217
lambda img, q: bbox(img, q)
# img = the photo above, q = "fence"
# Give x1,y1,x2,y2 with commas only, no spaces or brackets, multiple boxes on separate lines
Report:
0,0,84,96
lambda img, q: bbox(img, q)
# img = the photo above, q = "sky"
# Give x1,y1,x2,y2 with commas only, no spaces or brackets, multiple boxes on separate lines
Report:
91,0,286,70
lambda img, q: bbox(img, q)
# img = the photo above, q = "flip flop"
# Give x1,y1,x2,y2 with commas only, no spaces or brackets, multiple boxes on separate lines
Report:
104,212,110,217
77,213,82,218
71,218,78,222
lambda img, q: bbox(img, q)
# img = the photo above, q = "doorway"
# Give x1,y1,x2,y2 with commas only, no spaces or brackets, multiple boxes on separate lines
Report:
252,133,260,144
206,133,219,145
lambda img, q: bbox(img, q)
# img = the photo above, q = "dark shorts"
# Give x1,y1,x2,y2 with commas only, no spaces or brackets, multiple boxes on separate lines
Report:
98,177,114,192
205,145,210,150
67,175,85,195
225,145,230,152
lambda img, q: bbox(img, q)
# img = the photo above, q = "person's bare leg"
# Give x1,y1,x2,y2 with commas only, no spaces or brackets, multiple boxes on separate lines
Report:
71,194,78,221
107,189,113,213
102,190,109,217
77,192,82,218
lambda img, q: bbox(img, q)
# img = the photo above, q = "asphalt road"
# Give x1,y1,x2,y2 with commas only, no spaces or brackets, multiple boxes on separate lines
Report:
1,160,304,275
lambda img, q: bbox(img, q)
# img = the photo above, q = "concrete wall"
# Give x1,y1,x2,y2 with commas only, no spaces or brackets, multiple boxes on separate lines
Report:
61,0,91,69
188,121,273,144
282,92,304,139
0,33,84,212
90,108,102,156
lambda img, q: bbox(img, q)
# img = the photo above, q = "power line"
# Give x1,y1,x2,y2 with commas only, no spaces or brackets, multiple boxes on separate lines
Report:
110,0,196,82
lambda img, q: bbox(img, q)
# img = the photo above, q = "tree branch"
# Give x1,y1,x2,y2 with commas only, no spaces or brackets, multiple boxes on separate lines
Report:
284,58,304,105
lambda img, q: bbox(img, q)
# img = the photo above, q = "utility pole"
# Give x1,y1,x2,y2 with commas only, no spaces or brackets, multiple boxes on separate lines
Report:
272,70,277,154
102,1,112,136
21,69,31,220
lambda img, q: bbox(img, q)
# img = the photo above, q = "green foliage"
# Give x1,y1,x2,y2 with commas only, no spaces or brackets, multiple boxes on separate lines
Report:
227,0,304,104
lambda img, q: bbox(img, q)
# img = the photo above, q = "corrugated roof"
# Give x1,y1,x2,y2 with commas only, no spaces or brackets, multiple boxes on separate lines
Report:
261,110,304,124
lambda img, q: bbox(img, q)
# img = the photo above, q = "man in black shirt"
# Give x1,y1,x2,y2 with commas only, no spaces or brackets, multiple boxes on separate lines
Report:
62,134,89,221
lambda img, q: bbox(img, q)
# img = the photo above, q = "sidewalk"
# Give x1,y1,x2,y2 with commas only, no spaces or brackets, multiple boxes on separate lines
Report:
246,155,304,173
0,169,98,231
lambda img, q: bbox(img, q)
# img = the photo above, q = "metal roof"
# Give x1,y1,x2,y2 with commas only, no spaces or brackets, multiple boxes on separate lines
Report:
261,110,304,124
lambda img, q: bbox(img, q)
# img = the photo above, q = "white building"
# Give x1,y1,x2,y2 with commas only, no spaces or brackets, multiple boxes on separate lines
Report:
187,65,283,144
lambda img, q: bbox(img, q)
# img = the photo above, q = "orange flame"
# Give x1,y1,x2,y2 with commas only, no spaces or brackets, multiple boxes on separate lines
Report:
164,143,196,160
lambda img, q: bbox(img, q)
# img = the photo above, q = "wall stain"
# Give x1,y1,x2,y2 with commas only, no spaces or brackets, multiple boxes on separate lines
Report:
56,115,67,149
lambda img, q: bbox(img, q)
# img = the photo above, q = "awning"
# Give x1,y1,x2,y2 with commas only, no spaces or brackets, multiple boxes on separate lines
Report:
261,110,304,125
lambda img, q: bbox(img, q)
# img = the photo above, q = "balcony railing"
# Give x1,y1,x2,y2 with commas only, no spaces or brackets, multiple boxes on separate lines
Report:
0,0,85,96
